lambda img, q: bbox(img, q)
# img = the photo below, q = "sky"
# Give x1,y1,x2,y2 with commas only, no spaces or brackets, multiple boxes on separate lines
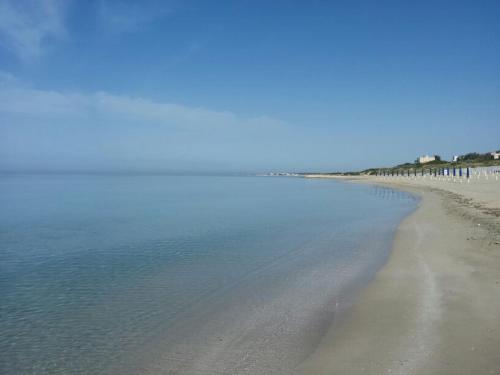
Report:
0,0,499,173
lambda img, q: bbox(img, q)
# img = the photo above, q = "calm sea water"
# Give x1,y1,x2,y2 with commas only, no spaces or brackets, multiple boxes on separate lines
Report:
0,174,417,374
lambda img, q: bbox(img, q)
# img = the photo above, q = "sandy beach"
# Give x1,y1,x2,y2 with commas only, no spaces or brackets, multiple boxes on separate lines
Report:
300,174,500,374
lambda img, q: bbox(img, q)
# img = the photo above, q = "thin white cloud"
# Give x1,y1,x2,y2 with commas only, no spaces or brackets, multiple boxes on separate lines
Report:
0,73,287,132
0,0,68,61
92,92,238,129
0,74,303,171
0,87,88,116
0,69,20,86
98,0,173,34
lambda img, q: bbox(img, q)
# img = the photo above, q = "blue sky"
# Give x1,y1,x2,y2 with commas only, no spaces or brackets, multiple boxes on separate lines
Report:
0,0,499,172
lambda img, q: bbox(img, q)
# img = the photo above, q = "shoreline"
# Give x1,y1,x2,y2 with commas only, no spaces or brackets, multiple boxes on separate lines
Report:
299,175,500,374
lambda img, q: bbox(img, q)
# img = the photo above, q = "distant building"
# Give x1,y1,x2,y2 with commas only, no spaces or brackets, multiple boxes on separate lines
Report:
452,155,459,162
491,152,500,160
418,155,436,164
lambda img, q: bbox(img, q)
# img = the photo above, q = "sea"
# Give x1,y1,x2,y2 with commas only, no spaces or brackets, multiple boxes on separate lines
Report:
0,174,417,374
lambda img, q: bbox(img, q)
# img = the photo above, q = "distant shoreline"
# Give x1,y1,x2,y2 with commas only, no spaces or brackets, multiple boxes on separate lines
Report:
300,174,500,374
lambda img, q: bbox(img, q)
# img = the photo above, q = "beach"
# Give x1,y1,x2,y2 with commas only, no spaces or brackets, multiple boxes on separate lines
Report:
300,175,500,374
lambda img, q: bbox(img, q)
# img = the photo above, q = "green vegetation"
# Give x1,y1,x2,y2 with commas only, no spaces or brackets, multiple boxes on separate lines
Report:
298,149,499,176
360,150,500,175
456,152,497,162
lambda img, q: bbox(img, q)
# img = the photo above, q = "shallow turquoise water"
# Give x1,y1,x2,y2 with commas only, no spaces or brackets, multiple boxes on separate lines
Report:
0,174,417,374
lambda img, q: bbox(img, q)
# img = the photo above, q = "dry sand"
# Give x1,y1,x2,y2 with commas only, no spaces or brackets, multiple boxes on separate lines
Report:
300,175,500,375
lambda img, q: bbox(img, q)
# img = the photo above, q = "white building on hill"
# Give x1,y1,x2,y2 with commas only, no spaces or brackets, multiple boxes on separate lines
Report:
418,155,436,164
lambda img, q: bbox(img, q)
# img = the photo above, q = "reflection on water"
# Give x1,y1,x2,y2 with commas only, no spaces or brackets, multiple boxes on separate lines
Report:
0,175,417,374
369,185,419,202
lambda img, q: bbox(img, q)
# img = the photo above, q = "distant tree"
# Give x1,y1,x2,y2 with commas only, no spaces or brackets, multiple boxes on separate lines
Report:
461,153,479,160
395,162,414,168
457,152,494,161
434,155,441,161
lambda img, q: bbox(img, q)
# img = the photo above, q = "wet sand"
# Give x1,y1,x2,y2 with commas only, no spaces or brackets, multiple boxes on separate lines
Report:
300,175,500,374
